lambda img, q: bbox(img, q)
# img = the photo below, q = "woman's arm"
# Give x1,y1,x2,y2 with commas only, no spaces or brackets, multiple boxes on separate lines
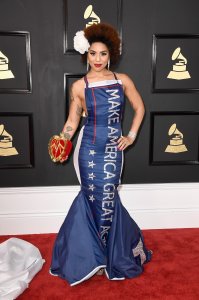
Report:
117,73,145,150
61,80,84,140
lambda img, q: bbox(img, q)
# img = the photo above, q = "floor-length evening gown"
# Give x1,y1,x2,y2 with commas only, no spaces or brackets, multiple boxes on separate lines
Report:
50,73,152,286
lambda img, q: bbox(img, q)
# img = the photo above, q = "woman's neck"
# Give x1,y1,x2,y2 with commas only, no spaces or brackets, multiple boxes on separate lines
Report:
87,69,113,80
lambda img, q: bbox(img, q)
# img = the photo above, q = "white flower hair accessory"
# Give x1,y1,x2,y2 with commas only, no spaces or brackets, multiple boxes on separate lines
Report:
73,31,90,54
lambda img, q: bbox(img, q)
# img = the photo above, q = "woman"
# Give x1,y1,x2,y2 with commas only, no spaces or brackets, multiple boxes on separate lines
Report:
50,23,152,286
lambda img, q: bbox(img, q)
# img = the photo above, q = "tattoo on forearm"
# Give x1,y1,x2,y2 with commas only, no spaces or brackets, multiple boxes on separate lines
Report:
65,126,73,132
63,132,71,140
76,104,82,117
62,126,73,140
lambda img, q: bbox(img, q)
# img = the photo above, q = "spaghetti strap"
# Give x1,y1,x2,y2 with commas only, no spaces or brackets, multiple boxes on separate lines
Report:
84,76,89,88
113,72,119,82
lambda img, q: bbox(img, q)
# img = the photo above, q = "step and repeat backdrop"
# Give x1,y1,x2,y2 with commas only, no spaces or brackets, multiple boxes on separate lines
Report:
0,0,199,187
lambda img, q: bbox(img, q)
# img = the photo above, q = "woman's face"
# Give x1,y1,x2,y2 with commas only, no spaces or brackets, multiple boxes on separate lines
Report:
87,42,110,72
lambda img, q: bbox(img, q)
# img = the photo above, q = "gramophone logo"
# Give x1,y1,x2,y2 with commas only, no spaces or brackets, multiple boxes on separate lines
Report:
165,123,188,153
84,5,101,27
0,51,15,80
167,47,191,80
0,124,18,156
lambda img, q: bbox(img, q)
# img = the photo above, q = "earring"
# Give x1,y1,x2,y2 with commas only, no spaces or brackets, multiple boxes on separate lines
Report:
107,60,110,70
87,61,89,72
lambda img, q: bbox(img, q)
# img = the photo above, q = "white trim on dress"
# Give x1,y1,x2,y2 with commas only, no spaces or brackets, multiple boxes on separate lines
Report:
70,265,107,286
88,79,122,88
105,269,125,281
73,125,85,184
49,269,58,276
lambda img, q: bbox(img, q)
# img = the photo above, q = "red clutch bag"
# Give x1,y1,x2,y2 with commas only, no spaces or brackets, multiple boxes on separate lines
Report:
48,134,72,163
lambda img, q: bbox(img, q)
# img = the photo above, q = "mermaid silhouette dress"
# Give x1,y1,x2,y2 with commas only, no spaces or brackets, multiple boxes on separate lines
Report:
50,74,152,286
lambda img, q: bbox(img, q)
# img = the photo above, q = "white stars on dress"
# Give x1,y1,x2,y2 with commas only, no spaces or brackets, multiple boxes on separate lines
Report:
88,173,96,180
88,184,95,191
89,149,96,156
89,194,95,202
88,150,96,182
88,160,96,168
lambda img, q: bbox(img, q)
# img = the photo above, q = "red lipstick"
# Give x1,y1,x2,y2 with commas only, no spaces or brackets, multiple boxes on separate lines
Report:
94,64,102,68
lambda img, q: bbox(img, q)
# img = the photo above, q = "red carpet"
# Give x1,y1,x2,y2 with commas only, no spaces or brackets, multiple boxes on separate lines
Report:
0,228,199,300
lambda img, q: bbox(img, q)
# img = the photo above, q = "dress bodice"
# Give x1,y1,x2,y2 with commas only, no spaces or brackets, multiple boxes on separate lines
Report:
83,76,124,144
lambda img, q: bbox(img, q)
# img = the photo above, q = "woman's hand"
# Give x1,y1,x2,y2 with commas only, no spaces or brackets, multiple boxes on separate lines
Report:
117,135,134,151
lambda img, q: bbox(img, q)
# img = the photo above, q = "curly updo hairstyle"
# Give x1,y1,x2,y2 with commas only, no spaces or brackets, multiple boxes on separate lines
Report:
82,23,121,65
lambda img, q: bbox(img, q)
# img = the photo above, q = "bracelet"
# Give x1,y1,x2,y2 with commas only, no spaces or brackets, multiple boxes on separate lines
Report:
127,130,137,141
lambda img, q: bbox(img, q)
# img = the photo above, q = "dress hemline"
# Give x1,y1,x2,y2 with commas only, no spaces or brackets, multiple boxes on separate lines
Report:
49,265,127,286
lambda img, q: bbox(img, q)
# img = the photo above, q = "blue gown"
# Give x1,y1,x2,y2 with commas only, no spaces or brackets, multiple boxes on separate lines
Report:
50,74,152,286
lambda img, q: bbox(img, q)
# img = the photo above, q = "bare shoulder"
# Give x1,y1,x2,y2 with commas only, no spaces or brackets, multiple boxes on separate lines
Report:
115,73,136,89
